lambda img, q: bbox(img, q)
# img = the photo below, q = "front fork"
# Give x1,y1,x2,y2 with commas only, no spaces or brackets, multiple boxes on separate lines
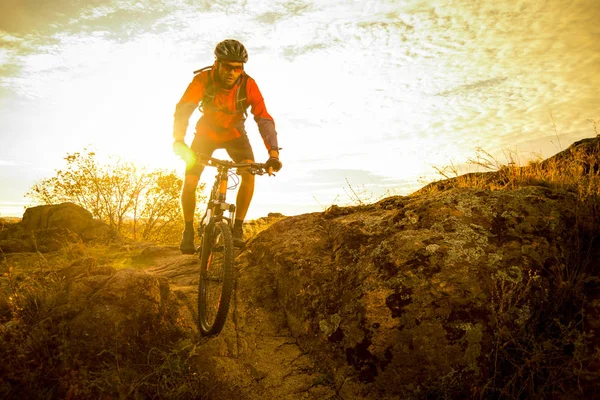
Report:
198,201,236,232
197,170,237,243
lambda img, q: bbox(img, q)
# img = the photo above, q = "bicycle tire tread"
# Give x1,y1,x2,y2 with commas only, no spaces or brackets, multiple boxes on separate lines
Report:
198,221,235,337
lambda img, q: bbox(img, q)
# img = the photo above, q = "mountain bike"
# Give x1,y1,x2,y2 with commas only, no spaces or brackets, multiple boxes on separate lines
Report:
196,154,269,337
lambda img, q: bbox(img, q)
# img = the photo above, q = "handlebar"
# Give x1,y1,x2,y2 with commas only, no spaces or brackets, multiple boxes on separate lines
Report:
198,154,270,176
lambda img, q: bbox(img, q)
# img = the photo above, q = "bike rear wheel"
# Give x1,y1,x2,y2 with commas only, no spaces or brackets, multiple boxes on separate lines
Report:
198,221,235,337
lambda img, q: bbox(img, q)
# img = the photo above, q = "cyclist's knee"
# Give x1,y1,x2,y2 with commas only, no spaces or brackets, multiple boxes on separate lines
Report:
185,164,204,180
239,159,255,181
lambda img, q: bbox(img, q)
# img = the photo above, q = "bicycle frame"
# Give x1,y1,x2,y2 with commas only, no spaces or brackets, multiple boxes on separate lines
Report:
196,156,268,239
198,165,236,238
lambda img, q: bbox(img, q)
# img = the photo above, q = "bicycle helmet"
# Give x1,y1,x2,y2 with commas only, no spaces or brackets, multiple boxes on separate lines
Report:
214,39,248,63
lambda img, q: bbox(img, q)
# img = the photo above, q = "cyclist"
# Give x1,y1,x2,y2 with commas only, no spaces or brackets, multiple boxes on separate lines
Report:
172,39,282,253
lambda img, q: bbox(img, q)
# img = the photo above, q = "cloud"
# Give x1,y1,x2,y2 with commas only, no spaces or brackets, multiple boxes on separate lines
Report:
253,0,313,24
436,77,508,97
0,0,215,43
0,32,54,84
0,160,19,166
281,42,329,60
255,11,287,25
0,0,81,35
298,168,412,190
5,3,118,35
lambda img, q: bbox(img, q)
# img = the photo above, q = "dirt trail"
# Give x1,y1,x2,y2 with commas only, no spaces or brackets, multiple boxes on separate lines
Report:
145,248,340,400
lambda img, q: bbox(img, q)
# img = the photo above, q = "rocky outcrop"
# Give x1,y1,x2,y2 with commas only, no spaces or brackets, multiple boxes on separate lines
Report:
61,266,175,360
1,257,189,398
242,212,288,240
0,203,113,254
539,136,600,174
22,203,112,240
190,185,599,399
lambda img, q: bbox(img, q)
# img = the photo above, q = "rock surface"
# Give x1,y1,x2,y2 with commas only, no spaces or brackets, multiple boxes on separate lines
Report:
62,266,174,359
22,202,112,240
221,186,596,398
0,203,113,253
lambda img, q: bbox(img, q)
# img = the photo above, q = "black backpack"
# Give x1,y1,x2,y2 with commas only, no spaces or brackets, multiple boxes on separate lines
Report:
193,65,249,117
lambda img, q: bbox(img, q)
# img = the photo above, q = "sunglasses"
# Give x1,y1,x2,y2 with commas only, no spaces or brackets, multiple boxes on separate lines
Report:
219,62,243,73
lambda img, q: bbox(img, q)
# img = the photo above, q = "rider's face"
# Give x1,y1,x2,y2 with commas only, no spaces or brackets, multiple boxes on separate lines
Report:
217,60,244,88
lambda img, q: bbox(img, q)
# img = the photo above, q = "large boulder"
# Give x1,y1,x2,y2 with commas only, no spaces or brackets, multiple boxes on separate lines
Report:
0,203,116,253
22,203,112,241
62,267,175,357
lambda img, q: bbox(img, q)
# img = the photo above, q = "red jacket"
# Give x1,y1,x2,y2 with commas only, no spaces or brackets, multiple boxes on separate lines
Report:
173,64,279,151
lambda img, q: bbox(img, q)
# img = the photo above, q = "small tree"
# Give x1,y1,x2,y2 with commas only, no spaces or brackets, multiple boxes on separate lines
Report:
136,170,186,242
27,148,205,243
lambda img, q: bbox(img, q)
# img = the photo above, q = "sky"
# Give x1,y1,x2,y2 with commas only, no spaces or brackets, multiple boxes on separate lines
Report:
1,0,599,219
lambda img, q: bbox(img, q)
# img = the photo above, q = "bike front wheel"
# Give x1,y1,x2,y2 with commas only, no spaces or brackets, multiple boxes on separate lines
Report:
198,221,235,337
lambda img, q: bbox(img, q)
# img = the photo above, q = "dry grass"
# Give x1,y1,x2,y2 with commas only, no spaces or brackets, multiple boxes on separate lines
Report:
420,137,599,196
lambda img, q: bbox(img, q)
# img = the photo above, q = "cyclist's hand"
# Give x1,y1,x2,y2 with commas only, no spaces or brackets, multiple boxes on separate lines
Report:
266,150,282,176
172,140,188,156
173,140,196,166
